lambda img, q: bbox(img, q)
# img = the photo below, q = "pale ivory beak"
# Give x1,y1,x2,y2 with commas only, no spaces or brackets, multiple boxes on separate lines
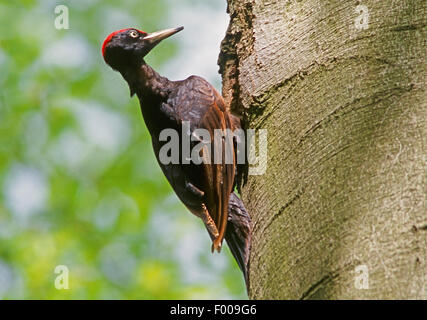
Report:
143,26,184,44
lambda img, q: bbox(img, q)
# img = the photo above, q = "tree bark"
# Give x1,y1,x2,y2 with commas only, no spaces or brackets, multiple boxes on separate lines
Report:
219,0,426,299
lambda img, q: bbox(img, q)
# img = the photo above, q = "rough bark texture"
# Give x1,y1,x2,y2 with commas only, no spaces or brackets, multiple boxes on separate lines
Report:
219,0,426,299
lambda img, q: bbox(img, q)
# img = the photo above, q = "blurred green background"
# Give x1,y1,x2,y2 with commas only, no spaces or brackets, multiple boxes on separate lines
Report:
0,0,247,299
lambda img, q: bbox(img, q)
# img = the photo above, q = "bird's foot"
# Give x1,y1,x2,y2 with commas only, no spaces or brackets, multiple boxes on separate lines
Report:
186,181,204,198
201,203,219,241
201,204,222,253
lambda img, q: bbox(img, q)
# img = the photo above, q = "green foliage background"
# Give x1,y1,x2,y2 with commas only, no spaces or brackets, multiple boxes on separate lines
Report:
0,0,246,299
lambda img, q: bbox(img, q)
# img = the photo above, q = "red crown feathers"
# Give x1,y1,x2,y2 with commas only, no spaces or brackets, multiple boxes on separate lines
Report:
102,28,147,58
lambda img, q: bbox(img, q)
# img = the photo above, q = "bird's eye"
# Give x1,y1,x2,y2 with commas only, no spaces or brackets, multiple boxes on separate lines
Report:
129,30,139,38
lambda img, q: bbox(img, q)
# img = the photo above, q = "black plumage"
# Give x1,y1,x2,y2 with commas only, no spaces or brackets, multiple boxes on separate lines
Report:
102,27,251,282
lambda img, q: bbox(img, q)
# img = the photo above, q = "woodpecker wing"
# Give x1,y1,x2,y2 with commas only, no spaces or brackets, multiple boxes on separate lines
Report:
198,88,236,252
168,76,236,251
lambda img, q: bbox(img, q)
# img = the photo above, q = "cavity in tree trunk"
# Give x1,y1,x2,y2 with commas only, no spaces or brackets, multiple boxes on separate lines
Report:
219,0,426,299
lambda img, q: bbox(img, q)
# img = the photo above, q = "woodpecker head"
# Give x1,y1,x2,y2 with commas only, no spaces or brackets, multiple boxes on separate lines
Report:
102,26,183,71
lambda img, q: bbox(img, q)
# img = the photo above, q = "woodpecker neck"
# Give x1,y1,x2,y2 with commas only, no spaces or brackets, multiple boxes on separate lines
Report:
120,61,172,99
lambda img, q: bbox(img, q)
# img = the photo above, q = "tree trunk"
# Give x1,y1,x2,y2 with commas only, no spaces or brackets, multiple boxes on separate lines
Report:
219,0,426,299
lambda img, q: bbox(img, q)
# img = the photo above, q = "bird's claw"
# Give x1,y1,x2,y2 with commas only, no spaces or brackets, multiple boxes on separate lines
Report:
185,181,204,198
201,203,219,239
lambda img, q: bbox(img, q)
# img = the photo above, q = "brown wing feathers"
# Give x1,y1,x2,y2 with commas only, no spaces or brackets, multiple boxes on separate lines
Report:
200,96,235,252
172,76,237,252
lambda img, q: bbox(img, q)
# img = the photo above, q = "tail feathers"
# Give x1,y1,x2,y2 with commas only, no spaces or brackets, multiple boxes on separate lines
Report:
225,192,252,286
